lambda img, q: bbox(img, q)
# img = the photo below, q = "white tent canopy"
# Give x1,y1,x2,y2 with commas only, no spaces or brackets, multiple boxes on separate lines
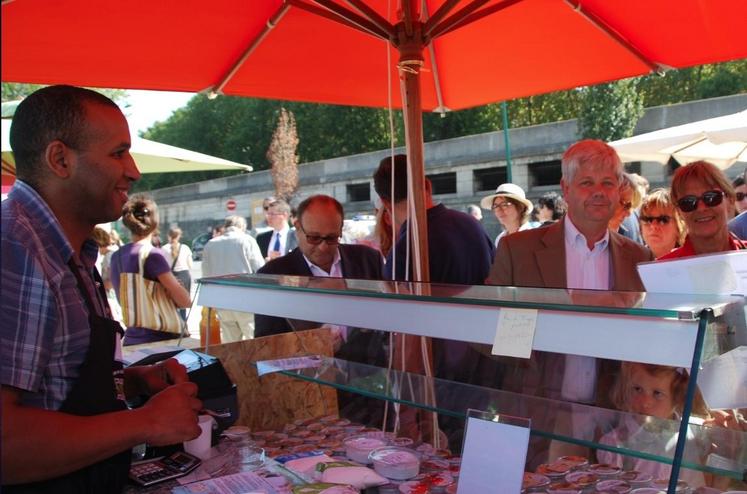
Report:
610,109,747,169
1,118,252,174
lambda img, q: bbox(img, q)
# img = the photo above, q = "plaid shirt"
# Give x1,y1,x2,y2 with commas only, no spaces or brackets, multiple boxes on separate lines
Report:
1,181,107,410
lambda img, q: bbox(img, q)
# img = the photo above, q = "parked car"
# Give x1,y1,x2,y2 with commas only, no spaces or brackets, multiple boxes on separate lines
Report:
191,232,212,261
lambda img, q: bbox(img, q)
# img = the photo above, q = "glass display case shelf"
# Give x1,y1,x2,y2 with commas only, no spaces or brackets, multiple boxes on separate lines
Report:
277,357,747,481
197,274,745,368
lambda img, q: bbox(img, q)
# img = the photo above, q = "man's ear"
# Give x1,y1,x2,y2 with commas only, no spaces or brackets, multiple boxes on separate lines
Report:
44,140,73,178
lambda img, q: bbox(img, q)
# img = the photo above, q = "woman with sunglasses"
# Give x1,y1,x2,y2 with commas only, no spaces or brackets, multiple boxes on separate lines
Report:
638,188,686,258
659,161,745,260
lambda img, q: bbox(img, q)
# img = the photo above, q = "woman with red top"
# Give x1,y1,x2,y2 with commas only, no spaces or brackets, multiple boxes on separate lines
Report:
659,161,745,260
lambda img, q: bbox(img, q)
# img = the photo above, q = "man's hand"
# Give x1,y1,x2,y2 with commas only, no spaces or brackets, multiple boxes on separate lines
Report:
125,358,189,398
139,382,202,446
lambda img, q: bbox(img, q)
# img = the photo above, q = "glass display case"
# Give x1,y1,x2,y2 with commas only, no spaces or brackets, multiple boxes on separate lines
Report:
196,273,746,493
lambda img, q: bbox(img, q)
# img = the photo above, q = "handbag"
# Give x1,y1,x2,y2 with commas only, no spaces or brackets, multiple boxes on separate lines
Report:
119,243,183,334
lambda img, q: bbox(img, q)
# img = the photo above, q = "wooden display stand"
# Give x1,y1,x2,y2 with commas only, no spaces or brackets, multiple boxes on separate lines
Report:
200,328,338,431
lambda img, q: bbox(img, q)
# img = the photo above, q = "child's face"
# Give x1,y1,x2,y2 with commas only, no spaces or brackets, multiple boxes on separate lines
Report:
628,366,676,419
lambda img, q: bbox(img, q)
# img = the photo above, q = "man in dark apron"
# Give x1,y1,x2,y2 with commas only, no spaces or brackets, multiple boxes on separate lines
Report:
2,85,202,492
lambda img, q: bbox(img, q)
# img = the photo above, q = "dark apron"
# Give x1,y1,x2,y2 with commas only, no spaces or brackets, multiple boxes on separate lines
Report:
7,261,132,494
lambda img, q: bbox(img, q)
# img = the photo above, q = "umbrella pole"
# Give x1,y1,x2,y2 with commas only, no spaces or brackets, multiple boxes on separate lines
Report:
392,20,441,447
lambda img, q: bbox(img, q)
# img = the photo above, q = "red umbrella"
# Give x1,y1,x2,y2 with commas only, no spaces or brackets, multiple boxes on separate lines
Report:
3,0,747,280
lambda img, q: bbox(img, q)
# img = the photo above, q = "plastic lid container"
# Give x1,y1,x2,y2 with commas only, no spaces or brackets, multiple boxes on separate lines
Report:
596,479,631,492
369,446,421,480
343,434,388,464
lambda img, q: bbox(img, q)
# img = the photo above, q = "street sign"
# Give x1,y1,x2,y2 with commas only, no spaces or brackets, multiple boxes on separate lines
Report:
226,199,237,212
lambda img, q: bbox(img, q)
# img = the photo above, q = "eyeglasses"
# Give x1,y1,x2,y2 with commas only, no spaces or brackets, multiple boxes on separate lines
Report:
133,206,150,220
736,192,747,201
491,201,514,210
620,201,633,211
298,224,340,245
676,190,724,213
640,215,672,225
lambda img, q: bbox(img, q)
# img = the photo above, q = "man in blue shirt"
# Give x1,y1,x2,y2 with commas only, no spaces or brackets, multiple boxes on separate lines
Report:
1,85,202,492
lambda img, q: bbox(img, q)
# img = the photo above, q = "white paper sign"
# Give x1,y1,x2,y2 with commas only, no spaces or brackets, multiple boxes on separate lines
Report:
255,356,323,377
457,415,530,494
637,250,747,295
698,346,747,409
491,308,538,359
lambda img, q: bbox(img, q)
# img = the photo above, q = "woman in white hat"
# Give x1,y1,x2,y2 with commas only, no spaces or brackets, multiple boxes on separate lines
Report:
480,183,534,246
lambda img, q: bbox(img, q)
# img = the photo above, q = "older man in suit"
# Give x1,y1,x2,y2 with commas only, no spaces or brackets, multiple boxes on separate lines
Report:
255,199,298,261
254,194,384,344
486,139,653,465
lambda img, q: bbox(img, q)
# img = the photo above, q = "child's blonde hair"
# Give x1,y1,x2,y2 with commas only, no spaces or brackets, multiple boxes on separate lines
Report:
610,362,708,418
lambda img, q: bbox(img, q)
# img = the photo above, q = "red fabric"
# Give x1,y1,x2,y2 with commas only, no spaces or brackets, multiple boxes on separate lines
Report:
658,235,747,260
2,0,746,110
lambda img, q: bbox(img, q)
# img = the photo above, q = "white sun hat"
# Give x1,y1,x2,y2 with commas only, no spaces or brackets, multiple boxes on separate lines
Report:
479,183,534,213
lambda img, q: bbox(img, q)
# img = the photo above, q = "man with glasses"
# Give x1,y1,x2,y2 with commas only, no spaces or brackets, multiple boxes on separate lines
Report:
254,194,384,338
255,199,298,261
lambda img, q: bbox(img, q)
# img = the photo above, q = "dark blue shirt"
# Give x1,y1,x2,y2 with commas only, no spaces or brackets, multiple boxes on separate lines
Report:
385,204,495,285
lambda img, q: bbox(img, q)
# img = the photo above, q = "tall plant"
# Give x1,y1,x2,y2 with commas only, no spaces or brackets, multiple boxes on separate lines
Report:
267,107,299,203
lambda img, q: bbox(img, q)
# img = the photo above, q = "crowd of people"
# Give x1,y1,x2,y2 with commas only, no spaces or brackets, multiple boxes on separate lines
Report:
2,84,745,492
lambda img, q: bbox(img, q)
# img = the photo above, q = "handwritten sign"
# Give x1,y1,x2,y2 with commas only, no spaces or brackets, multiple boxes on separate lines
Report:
491,308,538,359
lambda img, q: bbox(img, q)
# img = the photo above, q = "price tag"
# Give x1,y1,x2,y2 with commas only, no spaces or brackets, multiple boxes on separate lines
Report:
491,308,538,359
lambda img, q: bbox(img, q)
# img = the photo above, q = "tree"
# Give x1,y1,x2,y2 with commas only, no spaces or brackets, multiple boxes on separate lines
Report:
1,82,127,103
267,108,300,203
578,79,644,141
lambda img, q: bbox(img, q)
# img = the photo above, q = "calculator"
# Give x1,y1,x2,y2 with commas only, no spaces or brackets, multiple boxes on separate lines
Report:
129,451,202,487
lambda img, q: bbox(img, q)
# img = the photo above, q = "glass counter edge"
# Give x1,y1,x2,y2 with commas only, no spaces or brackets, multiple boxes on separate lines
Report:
196,275,745,320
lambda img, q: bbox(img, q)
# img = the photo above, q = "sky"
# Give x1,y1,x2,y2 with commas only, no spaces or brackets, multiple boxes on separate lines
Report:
121,89,195,136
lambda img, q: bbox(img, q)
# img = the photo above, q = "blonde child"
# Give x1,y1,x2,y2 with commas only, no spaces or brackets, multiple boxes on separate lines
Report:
597,362,741,489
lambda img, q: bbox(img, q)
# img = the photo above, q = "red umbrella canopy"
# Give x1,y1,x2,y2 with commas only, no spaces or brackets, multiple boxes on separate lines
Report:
2,0,746,111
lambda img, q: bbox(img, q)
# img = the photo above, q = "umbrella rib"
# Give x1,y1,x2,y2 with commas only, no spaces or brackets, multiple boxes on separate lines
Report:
564,0,661,73
423,0,462,37
306,0,392,41
343,0,395,38
434,0,524,38
211,3,291,96
427,0,493,40
422,0,449,113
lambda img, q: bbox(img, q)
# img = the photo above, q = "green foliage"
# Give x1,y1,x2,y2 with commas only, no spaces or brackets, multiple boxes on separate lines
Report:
578,79,644,141
1,82,127,103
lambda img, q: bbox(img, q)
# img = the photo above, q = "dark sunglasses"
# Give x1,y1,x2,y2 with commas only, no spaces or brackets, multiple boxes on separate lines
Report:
640,215,671,225
298,224,340,246
133,206,150,220
676,190,724,213
620,201,633,211
737,192,747,201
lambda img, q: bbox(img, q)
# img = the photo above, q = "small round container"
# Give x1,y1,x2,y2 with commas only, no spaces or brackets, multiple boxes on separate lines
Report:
588,464,622,478
595,479,631,493
236,445,265,469
392,437,415,448
618,471,652,488
421,459,449,471
650,479,688,493
222,425,251,442
692,488,725,494
537,462,574,479
343,434,388,464
549,480,585,492
558,455,590,470
369,446,421,480
565,471,599,489
523,472,551,491
630,489,665,494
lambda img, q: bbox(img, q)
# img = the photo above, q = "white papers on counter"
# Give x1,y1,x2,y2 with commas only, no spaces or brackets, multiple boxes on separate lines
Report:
698,346,747,409
171,470,284,493
637,250,747,295
256,356,323,377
